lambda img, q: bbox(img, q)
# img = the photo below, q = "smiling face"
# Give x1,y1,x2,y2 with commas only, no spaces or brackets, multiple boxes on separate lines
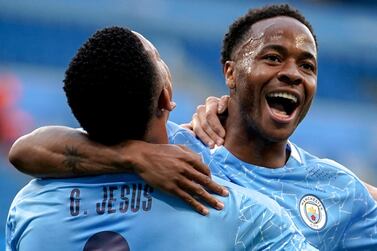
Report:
225,16,317,142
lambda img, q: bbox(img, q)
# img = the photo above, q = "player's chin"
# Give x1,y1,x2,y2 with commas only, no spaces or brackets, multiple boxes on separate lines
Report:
263,127,295,143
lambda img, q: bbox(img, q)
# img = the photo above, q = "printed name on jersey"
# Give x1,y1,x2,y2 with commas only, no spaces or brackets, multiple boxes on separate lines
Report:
299,194,327,230
69,183,154,216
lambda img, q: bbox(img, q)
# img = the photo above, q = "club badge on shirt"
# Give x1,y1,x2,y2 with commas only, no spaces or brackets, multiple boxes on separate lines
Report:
299,194,327,230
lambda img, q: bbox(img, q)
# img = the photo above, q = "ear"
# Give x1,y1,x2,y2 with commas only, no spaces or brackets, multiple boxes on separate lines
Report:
224,61,235,89
157,87,175,116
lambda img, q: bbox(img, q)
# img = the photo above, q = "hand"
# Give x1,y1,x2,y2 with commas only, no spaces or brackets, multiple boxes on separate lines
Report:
129,142,229,215
191,95,229,148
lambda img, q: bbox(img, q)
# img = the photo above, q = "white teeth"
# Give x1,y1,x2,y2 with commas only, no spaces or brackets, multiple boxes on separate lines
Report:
267,92,298,103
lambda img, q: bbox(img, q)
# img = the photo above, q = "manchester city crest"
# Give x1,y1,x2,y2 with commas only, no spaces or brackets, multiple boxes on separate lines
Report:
299,195,327,230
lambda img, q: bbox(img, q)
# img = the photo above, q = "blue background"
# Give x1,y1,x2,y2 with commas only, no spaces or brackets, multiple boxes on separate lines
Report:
1,0,377,247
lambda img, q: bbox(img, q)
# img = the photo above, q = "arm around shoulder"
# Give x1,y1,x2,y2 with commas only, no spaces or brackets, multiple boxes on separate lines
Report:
8,125,131,177
9,125,228,215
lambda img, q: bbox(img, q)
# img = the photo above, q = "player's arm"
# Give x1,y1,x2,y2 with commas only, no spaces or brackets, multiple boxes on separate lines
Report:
9,126,228,215
9,126,130,177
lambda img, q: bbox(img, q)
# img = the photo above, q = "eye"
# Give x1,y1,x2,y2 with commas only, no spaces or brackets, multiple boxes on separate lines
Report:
301,63,315,72
263,54,281,63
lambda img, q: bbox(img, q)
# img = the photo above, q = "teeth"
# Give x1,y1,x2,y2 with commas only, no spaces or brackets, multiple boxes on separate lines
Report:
267,92,297,103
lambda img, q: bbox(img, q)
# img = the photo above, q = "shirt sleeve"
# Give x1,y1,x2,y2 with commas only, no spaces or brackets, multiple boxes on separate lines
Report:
235,195,318,251
341,181,377,250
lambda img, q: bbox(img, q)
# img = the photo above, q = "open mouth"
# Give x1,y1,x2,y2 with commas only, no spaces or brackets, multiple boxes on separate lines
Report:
266,92,299,118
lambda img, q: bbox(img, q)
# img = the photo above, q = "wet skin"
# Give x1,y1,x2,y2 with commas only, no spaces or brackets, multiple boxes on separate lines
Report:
223,16,318,167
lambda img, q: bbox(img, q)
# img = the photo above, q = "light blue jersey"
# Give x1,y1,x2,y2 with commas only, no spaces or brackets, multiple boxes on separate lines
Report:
167,121,377,251
6,173,315,250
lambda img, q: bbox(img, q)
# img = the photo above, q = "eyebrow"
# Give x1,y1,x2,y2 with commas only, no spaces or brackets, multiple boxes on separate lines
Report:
260,44,316,62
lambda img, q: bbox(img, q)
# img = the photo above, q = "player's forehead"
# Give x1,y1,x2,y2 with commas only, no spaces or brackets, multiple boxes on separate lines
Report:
240,16,317,57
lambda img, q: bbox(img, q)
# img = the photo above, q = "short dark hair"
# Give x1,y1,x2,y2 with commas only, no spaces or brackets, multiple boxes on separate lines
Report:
221,4,317,66
63,27,158,145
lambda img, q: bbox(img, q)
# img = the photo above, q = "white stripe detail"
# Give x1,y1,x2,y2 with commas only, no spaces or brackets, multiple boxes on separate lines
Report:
288,141,302,164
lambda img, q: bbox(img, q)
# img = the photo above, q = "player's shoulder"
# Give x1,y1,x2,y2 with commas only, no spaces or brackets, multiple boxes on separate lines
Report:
11,179,42,202
291,142,362,182
166,121,187,135
166,121,210,153
8,178,51,212
213,176,287,216
166,121,201,144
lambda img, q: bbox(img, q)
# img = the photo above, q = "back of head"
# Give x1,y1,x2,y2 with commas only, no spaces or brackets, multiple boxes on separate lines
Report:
63,27,158,145
221,4,317,66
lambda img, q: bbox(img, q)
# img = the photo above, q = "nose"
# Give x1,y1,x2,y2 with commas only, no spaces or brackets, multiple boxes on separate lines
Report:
277,60,303,86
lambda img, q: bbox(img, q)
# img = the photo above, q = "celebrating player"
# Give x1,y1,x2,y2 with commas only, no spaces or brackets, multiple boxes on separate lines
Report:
6,27,315,250
9,4,377,250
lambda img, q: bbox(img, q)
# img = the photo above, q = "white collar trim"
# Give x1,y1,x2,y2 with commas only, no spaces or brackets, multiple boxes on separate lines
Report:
288,141,302,164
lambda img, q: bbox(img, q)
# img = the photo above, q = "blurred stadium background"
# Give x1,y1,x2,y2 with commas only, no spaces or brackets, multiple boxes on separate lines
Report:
1,0,377,247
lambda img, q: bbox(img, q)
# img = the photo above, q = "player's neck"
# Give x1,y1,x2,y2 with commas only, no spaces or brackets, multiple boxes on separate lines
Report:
224,106,288,168
143,117,169,144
